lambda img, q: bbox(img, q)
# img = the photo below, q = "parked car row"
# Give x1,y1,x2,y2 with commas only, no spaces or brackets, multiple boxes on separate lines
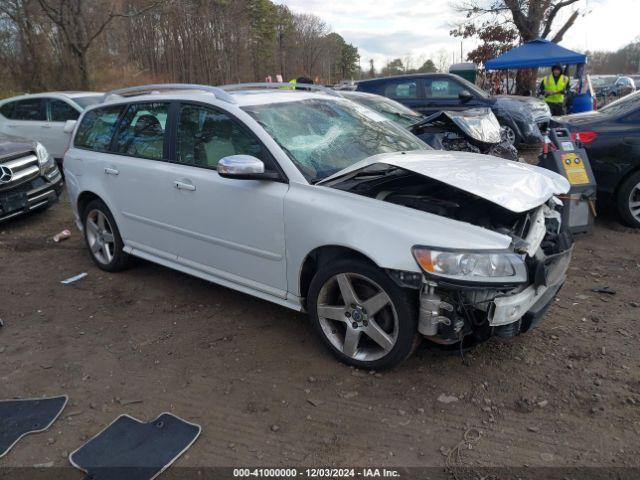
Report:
1,79,637,368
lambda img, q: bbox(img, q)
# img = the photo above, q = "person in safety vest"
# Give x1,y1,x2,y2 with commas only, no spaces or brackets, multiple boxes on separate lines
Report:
539,64,569,116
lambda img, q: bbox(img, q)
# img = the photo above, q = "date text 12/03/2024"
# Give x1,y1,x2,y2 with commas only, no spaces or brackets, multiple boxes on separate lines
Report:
233,468,401,477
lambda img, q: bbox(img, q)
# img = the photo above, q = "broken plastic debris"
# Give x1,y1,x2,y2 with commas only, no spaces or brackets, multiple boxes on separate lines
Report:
61,273,87,285
591,286,616,295
53,229,71,242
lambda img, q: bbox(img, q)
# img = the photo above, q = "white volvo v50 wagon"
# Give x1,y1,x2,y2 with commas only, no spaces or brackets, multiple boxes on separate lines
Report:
64,84,573,369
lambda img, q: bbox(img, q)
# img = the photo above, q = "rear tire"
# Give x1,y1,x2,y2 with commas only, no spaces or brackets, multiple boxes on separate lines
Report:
616,171,640,228
82,199,132,271
307,258,419,369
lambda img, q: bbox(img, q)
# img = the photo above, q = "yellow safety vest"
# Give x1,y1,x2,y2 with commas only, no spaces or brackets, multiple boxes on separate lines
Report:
543,74,568,104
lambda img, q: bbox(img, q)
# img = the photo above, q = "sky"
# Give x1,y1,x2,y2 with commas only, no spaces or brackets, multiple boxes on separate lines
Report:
275,0,640,71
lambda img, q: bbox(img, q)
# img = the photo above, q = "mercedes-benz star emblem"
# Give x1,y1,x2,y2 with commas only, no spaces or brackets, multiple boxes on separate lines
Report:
0,165,12,184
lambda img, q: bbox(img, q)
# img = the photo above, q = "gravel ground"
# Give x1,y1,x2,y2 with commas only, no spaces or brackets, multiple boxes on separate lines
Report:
0,189,639,478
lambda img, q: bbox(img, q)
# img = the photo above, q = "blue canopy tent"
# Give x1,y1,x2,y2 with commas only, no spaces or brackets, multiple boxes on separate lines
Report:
485,39,590,112
485,38,586,70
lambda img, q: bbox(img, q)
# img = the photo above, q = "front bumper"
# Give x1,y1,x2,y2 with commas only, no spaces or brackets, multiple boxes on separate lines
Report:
0,167,64,222
489,246,572,327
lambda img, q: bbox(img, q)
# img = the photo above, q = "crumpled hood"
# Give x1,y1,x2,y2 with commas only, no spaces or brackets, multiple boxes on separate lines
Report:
319,150,570,213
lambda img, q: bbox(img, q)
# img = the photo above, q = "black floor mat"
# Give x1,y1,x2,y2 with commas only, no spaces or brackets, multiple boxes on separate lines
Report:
70,412,201,480
0,395,68,458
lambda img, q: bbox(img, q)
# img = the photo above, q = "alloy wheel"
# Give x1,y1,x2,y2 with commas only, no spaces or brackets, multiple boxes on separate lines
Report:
503,125,516,145
85,209,116,265
629,182,640,223
316,273,399,362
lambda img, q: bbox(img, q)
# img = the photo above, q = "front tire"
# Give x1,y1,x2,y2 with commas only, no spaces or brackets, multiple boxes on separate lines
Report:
307,259,419,369
616,171,640,228
83,199,132,271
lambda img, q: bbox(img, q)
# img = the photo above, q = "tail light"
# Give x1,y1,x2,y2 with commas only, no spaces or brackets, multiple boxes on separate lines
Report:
571,131,598,144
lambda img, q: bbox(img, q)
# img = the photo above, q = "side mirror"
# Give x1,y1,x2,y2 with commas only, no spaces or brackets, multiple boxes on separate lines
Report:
218,155,279,181
63,120,77,134
459,89,473,102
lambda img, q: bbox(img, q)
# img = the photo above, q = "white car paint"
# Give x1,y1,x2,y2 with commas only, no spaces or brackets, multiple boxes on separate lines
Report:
319,150,570,213
0,92,102,159
64,88,569,312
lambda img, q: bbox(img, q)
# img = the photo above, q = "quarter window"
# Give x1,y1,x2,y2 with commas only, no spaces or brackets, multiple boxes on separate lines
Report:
113,103,168,160
176,104,270,169
49,99,80,122
74,105,124,152
0,98,45,121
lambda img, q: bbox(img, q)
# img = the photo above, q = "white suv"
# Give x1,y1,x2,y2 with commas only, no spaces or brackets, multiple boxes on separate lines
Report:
64,84,573,369
0,92,103,164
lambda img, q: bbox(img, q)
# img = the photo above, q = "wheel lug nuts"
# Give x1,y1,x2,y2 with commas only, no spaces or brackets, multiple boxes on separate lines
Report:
345,311,351,318
363,320,368,326
351,322,358,329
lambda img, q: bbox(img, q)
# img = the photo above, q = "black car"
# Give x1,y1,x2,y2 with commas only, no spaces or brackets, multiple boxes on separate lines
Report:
552,91,640,227
356,73,550,147
339,90,518,160
0,133,63,222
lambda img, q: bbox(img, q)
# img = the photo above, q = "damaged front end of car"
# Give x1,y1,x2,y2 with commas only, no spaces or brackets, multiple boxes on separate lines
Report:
322,152,573,347
411,200,573,346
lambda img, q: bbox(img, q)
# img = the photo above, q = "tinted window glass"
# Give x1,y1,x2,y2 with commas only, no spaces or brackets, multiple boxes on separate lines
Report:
1,98,45,120
49,99,79,122
383,80,418,99
424,78,463,99
75,105,124,151
177,104,270,169
114,103,168,160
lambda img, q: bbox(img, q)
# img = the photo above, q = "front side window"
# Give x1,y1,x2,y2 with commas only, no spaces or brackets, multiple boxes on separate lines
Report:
75,105,124,151
114,103,168,160
176,104,269,169
49,99,80,122
0,98,45,121
243,98,426,182
425,78,463,99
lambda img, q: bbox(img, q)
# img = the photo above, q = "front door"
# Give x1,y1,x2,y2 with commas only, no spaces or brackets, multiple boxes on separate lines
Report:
166,102,289,297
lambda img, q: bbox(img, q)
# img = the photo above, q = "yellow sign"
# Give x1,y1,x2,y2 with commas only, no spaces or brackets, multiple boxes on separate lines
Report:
561,153,589,185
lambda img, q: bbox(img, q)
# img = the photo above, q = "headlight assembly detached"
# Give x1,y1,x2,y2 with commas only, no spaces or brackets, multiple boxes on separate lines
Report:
412,247,527,285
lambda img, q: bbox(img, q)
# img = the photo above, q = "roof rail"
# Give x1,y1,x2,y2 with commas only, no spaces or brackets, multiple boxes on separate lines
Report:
220,82,340,97
101,84,237,104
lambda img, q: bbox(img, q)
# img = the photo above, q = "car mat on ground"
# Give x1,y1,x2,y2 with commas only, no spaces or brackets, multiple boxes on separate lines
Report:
0,395,68,458
69,412,201,480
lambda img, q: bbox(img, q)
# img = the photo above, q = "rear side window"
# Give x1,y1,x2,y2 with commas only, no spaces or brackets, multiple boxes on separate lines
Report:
49,99,80,122
384,80,419,99
75,105,124,152
0,98,45,120
176,104,271,169
113,103,168,160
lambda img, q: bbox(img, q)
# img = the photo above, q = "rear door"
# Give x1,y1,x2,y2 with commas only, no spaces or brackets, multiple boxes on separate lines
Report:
0,98,47,143
377,78,424,112
46,98,81,159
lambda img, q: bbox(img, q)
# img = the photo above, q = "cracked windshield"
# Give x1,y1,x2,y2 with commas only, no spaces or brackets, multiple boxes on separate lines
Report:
243,98,425,182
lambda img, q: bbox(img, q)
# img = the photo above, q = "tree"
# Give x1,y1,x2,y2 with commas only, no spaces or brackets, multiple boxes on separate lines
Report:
37,0,162,89
416,59,437,73
381,58,405,76
452,0,585,93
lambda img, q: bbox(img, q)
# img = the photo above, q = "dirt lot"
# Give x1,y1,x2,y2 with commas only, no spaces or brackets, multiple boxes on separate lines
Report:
1,191,639,476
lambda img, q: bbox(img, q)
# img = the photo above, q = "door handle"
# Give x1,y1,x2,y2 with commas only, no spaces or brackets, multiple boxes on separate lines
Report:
174,181,196,191
104,167,119,175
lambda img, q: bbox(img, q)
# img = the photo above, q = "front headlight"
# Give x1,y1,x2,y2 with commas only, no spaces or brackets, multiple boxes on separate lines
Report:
35,142,55,172
412,247,527,285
